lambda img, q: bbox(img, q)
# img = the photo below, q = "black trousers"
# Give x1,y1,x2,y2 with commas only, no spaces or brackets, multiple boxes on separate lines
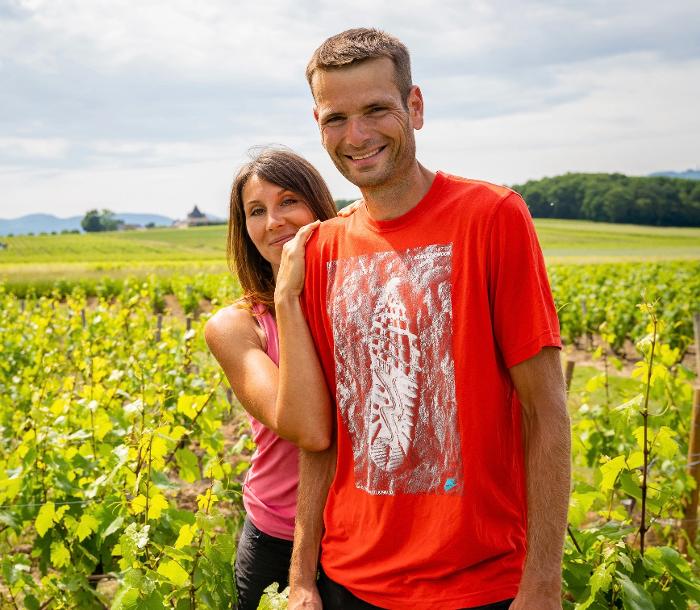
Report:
234,517,293,610
318,567,514,610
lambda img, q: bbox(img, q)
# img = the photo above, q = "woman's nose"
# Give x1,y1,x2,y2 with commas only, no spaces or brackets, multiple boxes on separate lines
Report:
266,208,285,230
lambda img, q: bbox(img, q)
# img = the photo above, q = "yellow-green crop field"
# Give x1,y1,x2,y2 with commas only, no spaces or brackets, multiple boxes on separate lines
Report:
1,220,700,608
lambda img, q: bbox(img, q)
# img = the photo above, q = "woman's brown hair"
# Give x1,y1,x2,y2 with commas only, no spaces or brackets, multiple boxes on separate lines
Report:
228,147,337,311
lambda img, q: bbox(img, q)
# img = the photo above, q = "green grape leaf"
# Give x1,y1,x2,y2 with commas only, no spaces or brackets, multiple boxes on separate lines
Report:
157,559,189,587
177,395,197,419
150,432,169,461
174,523,196,549
175,448,200,483
568,491,600,528
35,501,56,537
626,451,644,470
599,455,626,491
618,470,642,501
102,515,124,539
131,493,147,515
652,426,679,460
75,513,99,541
148,493,169,520
111,586,139,610
617,572,654,610
50,541,71,568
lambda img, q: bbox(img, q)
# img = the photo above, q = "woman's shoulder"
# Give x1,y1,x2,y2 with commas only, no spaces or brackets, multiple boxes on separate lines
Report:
204,302,265,352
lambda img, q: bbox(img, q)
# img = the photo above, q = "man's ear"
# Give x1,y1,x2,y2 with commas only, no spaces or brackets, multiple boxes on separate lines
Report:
313,107,319,123
407,85,424,131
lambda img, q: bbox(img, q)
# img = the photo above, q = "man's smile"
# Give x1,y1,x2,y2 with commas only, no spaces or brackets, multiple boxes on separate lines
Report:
345,146,386,161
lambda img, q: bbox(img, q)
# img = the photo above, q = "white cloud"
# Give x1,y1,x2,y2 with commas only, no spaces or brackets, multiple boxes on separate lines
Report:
0,136,68,159
0,0,698,217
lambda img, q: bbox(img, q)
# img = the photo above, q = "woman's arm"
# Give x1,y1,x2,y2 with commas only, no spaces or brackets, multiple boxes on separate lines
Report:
204,305,283,430
204,221,332,452
274,221,333,451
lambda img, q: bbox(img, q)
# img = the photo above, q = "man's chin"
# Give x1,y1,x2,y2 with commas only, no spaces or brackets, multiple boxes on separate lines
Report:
337,165,390,189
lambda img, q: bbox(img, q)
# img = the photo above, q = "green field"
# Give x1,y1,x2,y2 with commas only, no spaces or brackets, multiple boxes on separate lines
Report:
0,225,226,263
1,219,699,287
535,219,700,261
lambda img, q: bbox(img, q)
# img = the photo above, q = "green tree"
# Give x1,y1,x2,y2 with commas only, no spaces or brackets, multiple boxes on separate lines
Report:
81,209,123,232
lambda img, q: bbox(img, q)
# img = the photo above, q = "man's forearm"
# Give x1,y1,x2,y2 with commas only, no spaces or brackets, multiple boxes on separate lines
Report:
519,399,571,595
508,348,571,609
290,441,337,590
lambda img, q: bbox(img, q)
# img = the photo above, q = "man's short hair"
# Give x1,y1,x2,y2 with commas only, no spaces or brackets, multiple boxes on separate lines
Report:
306,28,412,104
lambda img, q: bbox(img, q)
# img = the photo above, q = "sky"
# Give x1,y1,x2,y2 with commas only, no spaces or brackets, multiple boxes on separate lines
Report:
1,0,699,220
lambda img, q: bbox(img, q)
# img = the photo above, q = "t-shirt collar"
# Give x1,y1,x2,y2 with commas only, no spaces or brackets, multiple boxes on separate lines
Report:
358,171,447,233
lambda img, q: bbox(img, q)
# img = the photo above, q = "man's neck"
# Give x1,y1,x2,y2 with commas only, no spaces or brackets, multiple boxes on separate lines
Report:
361,162,436,221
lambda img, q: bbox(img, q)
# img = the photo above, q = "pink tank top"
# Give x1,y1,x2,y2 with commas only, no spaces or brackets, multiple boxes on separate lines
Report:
242,304,299,540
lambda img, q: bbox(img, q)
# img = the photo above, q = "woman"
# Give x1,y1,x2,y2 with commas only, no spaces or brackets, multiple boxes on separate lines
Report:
204,148,336,609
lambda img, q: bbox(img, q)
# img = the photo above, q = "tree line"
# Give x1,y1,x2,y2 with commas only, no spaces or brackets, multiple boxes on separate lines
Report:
512,173,700,226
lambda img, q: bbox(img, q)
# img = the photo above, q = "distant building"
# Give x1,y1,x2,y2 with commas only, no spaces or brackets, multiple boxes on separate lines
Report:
173,205,224,228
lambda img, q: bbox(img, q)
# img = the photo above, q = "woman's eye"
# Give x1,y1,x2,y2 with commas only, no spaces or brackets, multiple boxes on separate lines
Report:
281,198,297,206
249,208,264,216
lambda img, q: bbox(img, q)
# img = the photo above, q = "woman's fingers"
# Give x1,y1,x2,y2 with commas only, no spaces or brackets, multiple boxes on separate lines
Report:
337,199,363,218
298,219,321,245
283,220,320,256
276,221,321,299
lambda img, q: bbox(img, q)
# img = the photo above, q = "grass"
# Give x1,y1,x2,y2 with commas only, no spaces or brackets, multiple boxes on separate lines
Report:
1,219,699,284
0,225,227,263
534,219,700,262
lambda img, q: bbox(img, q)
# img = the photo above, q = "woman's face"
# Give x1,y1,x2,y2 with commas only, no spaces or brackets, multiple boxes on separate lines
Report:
242,174,316,275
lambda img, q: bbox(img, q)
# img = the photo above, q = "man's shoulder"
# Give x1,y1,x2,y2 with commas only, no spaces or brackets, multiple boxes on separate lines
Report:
316,214,352,242
439,171,518,203
305,214,353,260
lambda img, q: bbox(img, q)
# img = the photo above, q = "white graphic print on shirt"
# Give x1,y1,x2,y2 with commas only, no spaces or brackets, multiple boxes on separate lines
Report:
327,244,462,495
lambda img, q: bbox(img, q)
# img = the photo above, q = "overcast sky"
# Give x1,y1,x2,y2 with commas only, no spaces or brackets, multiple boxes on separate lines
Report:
1,0,698,220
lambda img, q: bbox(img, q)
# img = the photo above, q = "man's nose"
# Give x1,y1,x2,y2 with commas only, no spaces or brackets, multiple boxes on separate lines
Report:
345,116,371,148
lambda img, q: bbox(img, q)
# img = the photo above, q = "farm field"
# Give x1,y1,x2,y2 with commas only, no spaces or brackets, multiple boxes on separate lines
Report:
1,219,699,266
1,218,699,287
1,222,700,608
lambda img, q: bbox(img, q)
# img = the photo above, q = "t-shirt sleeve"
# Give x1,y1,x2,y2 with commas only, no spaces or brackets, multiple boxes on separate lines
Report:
487,192,561,369
300,231,336,390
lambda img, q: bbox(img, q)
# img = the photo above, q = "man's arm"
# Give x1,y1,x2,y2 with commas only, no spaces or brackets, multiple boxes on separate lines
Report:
508,347,571,610
288,441,337,610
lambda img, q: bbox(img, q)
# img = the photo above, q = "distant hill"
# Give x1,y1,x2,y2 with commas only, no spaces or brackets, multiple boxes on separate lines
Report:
649,170,700,181
0,213,174,236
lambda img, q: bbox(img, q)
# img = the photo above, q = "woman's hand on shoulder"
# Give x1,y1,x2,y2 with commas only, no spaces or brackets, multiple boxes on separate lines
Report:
274,220,320,305
337,199,363,218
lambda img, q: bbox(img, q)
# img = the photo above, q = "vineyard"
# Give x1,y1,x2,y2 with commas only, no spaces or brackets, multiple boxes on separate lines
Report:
1,259,700,608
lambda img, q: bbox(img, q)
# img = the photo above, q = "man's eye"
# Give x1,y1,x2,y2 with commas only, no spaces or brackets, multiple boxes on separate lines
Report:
368,107,387,115
325,116,344,125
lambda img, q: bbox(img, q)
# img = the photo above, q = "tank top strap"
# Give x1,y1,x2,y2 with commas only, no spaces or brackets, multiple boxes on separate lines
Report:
252,303,279,366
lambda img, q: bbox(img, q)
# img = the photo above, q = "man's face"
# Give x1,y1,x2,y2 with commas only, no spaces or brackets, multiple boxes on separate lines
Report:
312,57,424,189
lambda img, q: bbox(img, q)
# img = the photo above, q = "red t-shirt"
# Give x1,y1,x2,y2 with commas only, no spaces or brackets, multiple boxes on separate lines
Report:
302,171,561,609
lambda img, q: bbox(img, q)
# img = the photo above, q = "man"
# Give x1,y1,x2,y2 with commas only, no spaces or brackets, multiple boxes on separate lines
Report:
289,28,571,610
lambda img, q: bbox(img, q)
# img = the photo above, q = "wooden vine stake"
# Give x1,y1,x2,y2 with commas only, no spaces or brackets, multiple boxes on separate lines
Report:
680,312,700,554
565,359,576,393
